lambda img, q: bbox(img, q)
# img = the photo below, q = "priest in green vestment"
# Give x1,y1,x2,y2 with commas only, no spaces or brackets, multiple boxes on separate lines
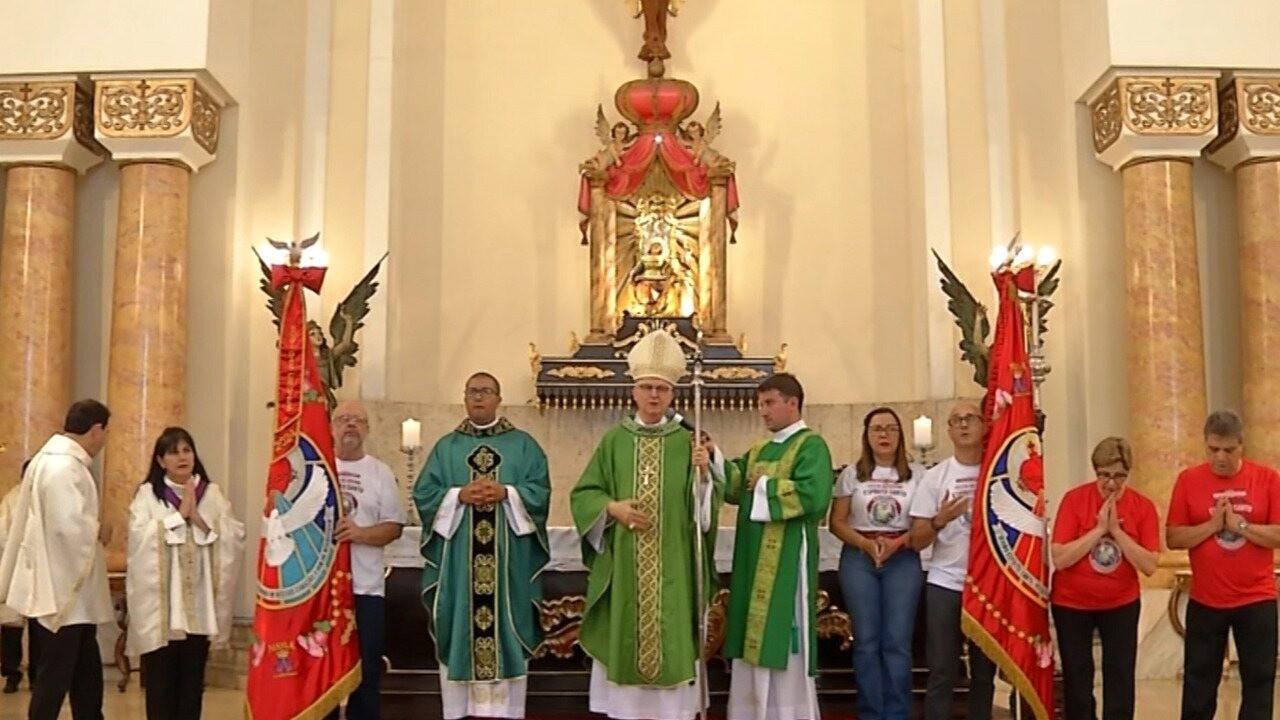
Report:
570,330,720,720
415,372,551,720
712,373,833,720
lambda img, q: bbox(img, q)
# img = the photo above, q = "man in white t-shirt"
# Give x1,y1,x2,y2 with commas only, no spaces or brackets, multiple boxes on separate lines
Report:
327,400,407,720
908,400,995,720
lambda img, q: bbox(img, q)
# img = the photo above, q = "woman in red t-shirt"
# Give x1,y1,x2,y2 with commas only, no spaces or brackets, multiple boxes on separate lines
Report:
1049,437,1159,720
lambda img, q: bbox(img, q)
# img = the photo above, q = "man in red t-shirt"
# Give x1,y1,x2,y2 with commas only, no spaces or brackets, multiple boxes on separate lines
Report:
1167,410,1280,720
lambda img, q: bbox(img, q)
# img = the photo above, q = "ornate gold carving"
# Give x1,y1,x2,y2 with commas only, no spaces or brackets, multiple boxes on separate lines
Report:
547,366,616,380
703,588,730,660
773,343,789,373
190,83,220,153
534,595,586,659
1090,83,1122,154
815,590,853,651
1241,80,1280,134
96,78,194,138
701,366,765,381
1118,77,1214,135
0,81,73,139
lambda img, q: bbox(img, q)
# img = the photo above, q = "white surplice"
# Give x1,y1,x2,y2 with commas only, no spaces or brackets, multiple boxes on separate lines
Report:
125,479,245,658
0,434,112,632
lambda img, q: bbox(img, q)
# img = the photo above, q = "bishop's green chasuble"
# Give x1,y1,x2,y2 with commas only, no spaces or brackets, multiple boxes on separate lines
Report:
415,418,551,683
722,427,833,673
570,417,721,687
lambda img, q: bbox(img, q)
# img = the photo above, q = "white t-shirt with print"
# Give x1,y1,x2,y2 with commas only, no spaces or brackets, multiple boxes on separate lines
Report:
909,457,981,592
834,463,925,532
336,454,407,596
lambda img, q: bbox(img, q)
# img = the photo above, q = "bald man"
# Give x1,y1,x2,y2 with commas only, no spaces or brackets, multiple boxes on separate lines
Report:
908,400,995,720
327,400,406,720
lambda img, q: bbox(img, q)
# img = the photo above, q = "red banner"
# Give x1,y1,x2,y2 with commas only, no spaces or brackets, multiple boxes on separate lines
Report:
962,269,1054,719
246,264,361,719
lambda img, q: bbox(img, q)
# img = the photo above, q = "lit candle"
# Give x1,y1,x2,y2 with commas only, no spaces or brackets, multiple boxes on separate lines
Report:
401,418,422,450
988,245,1009,270
913,415,933,449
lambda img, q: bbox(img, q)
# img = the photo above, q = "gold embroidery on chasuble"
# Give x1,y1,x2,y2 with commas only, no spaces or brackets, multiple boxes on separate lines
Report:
741,432,810,665
633,434,664,682
467,443,503,680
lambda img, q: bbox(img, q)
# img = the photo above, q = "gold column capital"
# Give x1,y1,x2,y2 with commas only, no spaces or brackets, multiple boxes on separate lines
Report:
0,76,105,174
92,73,223,172
1206,73,1280,170
1086,70,1220,171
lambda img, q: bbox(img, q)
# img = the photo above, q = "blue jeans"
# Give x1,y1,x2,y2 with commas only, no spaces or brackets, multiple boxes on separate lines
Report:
838,544,923,720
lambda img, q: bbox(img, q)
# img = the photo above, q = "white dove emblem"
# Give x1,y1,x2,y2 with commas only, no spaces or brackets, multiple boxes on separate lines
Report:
988,437,1045,538
263,458,331,568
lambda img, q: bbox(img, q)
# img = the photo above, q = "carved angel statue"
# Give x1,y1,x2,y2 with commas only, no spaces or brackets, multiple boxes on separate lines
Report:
627,0,686,63
254,245,388,410
581,106,633,177
681,102,734,176
932,246,1060,388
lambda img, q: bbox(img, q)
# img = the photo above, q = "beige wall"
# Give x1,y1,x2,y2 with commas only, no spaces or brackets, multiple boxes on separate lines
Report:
0,0,1268,620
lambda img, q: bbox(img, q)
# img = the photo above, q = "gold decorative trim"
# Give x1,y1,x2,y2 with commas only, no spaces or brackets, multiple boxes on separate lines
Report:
633,435,663,681
1118,76,1215,136
701,366,765,381
1090,83,1122,154
0,81,73,139
1241,80,1280,135
190,83,220,153
547,366,616,380
96,78,194,138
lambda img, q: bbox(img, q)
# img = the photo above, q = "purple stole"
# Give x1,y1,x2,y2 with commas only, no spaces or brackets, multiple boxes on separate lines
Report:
163,476,209,510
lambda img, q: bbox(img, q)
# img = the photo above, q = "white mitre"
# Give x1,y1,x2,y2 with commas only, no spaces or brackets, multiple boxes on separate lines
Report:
626,331,687,386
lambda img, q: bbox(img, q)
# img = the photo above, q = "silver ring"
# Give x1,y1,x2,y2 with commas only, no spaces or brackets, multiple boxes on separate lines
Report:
628,523,636,530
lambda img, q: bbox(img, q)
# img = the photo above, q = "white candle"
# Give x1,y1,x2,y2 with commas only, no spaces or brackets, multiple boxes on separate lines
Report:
401,418,422,450
913,415,933,449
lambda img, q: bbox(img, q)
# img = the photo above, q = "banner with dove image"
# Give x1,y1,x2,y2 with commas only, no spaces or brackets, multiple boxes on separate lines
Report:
961,267,1055,720
246,253,361,719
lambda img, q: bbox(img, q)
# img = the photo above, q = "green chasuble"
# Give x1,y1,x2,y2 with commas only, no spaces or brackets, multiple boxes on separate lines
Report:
722,426,833,673
414,418,551,683
570,416,722,687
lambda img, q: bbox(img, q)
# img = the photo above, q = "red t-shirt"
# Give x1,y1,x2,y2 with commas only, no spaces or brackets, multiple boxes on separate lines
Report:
1167,460,1280,609
1050,482,1159,610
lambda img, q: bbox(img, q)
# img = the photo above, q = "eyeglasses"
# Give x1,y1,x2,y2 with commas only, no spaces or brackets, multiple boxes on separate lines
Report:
464,388,498,398
635,383,673,395
868,425,900,435
947,414,981,428
334,415,368,426
1097,471,1129,481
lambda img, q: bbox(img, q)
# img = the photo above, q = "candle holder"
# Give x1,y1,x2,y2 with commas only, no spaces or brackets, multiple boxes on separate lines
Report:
914,442,936,469
400,444,423,525
400,417,424,525
912,415,936,468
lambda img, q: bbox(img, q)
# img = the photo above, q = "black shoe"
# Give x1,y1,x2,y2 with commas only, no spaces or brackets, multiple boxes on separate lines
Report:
3,675,19,693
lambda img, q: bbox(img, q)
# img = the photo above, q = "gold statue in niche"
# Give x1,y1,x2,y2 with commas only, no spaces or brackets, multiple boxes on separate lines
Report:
618,192,702,318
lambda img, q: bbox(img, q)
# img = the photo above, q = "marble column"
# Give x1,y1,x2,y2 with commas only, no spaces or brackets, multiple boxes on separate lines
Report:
93,74,222,570
1207,74,1280,468
1088,72,1219,580
0,78,103,494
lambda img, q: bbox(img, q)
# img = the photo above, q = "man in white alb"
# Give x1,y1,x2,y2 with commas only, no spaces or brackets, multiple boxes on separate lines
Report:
0,399,114,720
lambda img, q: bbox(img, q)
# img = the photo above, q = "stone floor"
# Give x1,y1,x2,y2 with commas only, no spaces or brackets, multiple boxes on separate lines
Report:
0,678,1269,718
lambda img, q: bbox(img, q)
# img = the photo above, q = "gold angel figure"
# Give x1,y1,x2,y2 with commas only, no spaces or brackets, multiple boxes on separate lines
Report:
581,105,633,177
681,102,734,176
254,242,388,410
